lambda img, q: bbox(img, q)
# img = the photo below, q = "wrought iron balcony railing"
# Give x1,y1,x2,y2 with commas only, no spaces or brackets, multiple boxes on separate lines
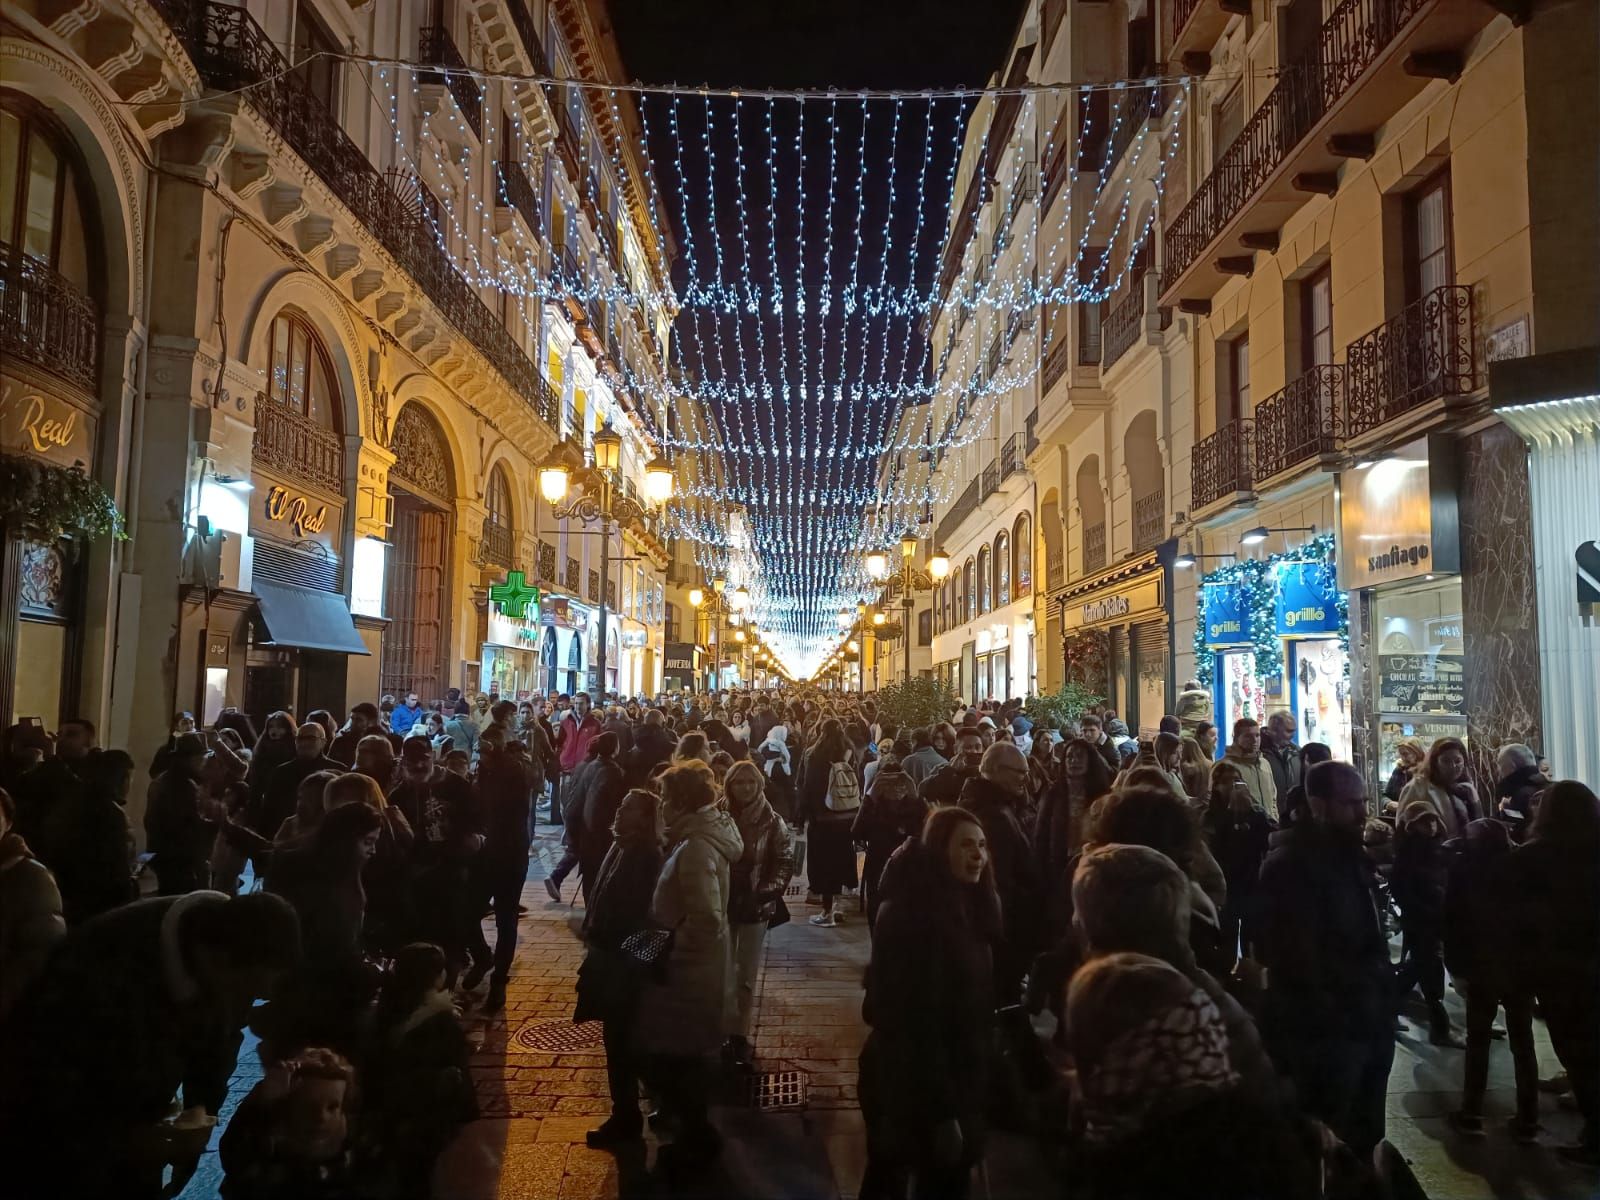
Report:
1083,522,1107,575
981,460,1001,500
1105,84,1169,178
1001,432,1028,480
1344,284,1476,440
174,3,556,429
1253,363,1342,479
0,242,99,394
1101,273,1149,371
495,159,541,236
419,22,483,138
1133,489,1167,552
1047,555,1064,592
1190,418,1255,510
253,393,345,495
503,0,550,76
1165,0,1431,284
936,478,981,547
480,517,514,567
1044,335,1072,393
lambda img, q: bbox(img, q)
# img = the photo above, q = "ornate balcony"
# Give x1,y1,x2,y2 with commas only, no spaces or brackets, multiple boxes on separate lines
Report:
1162,0,1499,306
1043,335,1072,393
981,460,1001,500
494,159,541,239
1101,273,1153,372
253,394,345,495
1104,84,1170,178
1001,432,1029,480
1133,489,1167,552
1169,0,1250,63
419,23,483,139
1047,555,1064,592
0,243,99,394
1253,364,1343,481
480,516,514,568
1083,522,1107,575
1190,418,1255,511
1344,284,1476,442
174,3,557,430
936,478,981,547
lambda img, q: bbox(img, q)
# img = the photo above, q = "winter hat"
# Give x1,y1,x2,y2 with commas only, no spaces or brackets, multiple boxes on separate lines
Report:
1073,844,1191,963
1068,953,1239,1143
173,732,208,760
1106,718,1132,739
1398,799,1443,832
400,735,435,763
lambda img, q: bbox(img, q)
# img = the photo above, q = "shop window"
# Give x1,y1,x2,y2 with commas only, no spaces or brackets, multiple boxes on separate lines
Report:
1373,576,1466,779
267,312,341,430
0,94,95,293
1406,167,1454,302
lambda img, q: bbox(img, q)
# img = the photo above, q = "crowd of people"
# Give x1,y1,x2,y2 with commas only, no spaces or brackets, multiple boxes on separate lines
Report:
0,681,1595,1198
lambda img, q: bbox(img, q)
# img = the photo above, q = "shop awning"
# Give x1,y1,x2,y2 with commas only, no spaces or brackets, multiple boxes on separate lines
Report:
254,580,371,655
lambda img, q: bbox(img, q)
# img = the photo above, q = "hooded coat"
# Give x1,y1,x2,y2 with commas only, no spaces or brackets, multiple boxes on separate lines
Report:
860,838,999,1164
633,803,744,1056
851,764,929,926
728,790,796,926
958,774,1044,993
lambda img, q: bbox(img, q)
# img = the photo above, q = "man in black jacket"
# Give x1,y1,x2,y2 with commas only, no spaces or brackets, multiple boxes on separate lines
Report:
1077,712,1122,776
626,709,677,785
467,726,539,1011
1257,760,1394,1158
918,726,985,807
253,723,341,840
391,736,483,984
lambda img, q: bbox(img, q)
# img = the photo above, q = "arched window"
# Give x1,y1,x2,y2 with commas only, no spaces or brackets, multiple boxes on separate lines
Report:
266,311,340,430
1013,513,1032,598
964,558,976,622
994,531,1010,607
486,464,513,531
977,545,991,614
0,94,94,292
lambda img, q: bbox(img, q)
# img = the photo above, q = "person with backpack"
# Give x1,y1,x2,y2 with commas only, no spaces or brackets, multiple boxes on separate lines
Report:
798,718,859,928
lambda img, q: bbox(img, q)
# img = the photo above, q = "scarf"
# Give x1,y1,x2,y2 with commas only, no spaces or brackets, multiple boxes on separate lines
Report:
1079,987,1238,1143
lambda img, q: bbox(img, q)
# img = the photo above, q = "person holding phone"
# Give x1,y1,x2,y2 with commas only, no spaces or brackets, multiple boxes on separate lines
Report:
1202,761,1273,971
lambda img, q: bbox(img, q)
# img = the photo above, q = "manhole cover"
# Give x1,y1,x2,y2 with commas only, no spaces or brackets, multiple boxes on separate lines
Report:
740,1061,808,1112
512,1019,605,1053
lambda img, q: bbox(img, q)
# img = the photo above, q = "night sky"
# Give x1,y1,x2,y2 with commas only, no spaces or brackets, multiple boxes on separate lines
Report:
607,0,1029,671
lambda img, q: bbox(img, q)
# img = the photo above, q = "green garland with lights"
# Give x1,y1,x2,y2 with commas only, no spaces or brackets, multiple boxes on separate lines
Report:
1193,532,1348,689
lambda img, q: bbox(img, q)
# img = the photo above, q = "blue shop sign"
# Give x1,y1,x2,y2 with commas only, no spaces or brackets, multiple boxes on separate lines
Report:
1202,583,1251,648
1274,560,1341,637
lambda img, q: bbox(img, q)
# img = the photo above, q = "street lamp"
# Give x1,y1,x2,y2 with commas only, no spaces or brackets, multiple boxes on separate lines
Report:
538,420,672,702
877,531,946,684
691,575,742,690
865,548,890,580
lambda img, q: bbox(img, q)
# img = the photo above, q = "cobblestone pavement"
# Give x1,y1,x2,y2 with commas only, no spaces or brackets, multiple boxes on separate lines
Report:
175,834,1596,1199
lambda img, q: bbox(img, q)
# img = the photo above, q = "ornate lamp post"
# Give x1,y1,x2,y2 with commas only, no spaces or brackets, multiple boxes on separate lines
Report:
689,574,747,689
866,532,950,684
538,421,673,701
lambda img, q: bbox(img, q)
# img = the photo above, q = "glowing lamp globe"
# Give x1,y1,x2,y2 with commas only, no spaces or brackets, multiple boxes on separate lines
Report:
644,456,674,503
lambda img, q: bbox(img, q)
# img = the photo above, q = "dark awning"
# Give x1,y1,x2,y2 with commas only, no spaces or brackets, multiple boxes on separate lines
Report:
254,580,371,655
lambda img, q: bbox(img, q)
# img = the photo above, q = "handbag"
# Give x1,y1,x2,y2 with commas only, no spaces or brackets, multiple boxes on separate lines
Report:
619,927,675,970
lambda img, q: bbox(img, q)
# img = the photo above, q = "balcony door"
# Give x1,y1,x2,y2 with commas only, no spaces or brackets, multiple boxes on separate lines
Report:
292,2,341,116
1406,169,1454,302
1302,267,1333,371
383,404,456,705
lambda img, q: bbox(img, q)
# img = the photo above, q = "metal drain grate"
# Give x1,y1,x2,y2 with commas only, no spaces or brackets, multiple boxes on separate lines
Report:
783,884,807,898
512,1019,605,1053
740,1061,808,1112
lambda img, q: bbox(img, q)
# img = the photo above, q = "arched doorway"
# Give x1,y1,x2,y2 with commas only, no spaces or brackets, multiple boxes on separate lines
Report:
541,626,559,694
565,628,584,696
383,403,455,704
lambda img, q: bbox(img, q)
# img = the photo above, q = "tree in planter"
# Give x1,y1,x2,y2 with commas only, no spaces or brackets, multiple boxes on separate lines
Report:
1023,680,1102,734
874,677,963,734
0,453,125,544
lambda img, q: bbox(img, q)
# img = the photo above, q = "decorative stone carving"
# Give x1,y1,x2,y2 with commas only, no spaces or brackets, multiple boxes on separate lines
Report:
388,403,452,500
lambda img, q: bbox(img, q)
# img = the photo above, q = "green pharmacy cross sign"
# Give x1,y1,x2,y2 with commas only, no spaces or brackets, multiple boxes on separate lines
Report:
488,570,540,620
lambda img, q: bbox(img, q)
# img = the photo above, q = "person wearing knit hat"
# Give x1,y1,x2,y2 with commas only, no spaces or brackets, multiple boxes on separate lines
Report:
1065,952,1317,1198
1392,798,1458,1045
144,732,216,896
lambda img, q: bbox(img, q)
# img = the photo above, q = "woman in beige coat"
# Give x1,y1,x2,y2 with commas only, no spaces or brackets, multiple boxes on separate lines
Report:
634,762,743,1173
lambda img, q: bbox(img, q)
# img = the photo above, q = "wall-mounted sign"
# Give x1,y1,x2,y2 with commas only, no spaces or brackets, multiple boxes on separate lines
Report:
1063,575,1162,631
664,642,696,672
205,630,231,668
1378,652,1466,716
1578,540,1600,606
264,484,329,538
1274,561,1342,637
1202,583,1252,648
1338,437,1461,591
488,570,539,619
0,383,96,468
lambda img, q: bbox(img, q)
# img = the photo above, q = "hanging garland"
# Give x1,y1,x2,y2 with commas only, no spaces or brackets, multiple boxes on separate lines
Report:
0,453,126,544
1192,532,1348,689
